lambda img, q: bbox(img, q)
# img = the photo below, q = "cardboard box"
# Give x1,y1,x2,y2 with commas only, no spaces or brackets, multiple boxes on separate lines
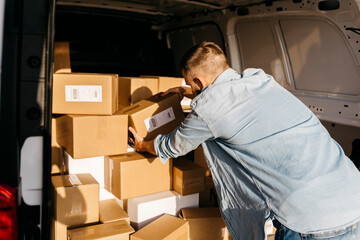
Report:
130,214,189,240
141,75,192,110
119,93,184,141
52,173,99,226
64,151,105,188
141,75,183,93
51,146,64,175
52,117,65,174
118,77,158,106
173,158,205,196
56,113,128,159
68,220,135,240
104,151,172,200
52,219,68,240
100,199,130,224
53,73,118,115
180,208,232,240
194,146,211,177
54,42,71,73
199,176,218,208
127,190,198,230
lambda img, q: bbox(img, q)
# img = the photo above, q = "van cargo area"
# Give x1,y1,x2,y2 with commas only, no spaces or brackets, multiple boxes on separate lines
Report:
0,0,360,239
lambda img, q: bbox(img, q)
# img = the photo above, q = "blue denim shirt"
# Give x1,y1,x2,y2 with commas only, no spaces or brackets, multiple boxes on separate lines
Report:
154,68,360,239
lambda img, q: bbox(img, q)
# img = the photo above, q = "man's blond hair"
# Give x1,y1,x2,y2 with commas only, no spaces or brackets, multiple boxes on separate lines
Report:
180,41,229,82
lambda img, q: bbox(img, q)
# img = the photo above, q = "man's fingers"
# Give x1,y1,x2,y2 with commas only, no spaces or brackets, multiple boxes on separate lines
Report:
128,138,135,147
161,89,174,96
129,127,136,136
162,87,183,96
129,126,144,142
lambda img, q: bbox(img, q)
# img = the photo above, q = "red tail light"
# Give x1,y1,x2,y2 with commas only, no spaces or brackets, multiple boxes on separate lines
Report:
0,184,17,240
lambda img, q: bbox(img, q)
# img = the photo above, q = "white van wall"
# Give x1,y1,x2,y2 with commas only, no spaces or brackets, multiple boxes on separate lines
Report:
164,0,360,156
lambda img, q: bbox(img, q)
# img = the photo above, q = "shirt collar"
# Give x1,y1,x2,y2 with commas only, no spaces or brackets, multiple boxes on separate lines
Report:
192,68,239,107
199,68,238,93
212,68,239,86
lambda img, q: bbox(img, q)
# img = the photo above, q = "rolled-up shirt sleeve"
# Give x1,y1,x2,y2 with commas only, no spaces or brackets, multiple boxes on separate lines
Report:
154,111,214,164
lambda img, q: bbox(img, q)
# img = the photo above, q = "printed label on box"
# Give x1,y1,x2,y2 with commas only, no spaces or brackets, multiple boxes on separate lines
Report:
65,85,102,102
144,107,175,133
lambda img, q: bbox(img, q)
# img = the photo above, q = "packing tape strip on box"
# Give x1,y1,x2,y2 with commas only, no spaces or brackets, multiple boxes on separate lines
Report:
69,174,82,186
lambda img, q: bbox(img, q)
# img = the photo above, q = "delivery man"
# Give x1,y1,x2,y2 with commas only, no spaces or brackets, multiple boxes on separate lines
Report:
129,41,360,240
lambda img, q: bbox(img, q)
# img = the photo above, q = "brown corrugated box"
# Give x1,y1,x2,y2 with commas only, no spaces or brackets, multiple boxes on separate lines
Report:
173,158,205,196
130,214,189,240
140,75,184,93
56,113,128,159
52,73,118,115
104,151,172,200
118,77,158,106
52,218,68,240
67,220,134,240
119,93,184,141
51,117,65,174
100,199,130,224
180,208,232,240
52,173,99,227
199,176,218,208
141,75,192,111
54,41,71,73
194,146,211,177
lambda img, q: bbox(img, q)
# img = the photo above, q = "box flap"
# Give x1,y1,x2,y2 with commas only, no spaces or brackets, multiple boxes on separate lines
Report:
120,101,154,115
130,214,188,240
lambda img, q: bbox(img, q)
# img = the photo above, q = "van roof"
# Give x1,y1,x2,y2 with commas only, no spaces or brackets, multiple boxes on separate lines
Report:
56,0,275,24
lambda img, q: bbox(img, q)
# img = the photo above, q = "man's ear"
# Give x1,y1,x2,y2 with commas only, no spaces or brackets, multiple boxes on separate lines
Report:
194,77,208,89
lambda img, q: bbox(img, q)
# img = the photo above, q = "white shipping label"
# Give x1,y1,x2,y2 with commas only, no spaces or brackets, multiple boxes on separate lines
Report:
65,85,102,102
144,107,175,133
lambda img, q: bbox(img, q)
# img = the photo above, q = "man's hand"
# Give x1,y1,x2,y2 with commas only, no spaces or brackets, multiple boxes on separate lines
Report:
128,127,156,155
161,86,195,100
161,87,186,100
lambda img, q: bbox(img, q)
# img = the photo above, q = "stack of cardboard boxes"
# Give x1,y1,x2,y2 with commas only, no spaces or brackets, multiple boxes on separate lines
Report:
51,42,234,240
51,42,274,239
